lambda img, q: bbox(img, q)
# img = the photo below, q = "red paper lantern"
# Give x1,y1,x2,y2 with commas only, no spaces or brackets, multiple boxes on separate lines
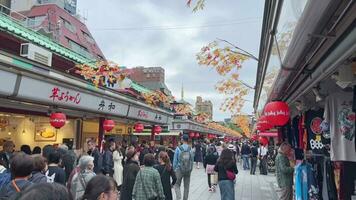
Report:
251,135,258,141
189,132,195,138
264,101,290,126
257,116,273,131
153,125,162,134
50,112,66,129
259,137,269,146
195,133,200,138
134,123,144,133
103,120,115,132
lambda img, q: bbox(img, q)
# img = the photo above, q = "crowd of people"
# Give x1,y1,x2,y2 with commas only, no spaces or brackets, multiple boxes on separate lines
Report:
239,141,270,175
0,134,243,200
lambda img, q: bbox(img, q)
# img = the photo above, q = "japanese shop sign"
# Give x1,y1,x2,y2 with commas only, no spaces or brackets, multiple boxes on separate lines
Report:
127,106,169,123
16,76,129,117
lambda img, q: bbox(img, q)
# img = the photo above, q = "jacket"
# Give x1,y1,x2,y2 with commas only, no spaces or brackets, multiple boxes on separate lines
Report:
132,167,165,200
29,171,47,183
275,152,294,188
241,144,251,155
0,179,32,199
203,153,219,168
120,160,140,200
173,144,193,171
0,152,11,169
214,162,238,181
70,170,96,200
62,150,77,180
154,164,177,200
102,150,114,176
88,148,102,174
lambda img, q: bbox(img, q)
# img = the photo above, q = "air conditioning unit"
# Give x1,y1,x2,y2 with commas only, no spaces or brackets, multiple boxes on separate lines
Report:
20,43,52,67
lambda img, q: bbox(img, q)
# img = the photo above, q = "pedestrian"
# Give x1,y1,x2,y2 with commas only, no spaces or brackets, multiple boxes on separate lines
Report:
173,134,193,200
154,151,177,200
139,144,150,165
215,142,223,156
59,144,77,181
20,145,32,155
42,144,55,160
120,149,140,200
0,160,6,174
113,141,124,189
16,182,70,200
0,140,15,169
29,154,48,183
82,175,118,200
214,149,238,200
235,142,240,163
70,155,96,200
203,146,219,192
275,142,294,200
102,140,115,177
258,143,268,175
250,142,258,175
167,142,175,164
87,139,103,175
194,141,203,169
0,152,33,199
32,146,41,155
46,151,66,185
132,153,165,200
241,142,251,170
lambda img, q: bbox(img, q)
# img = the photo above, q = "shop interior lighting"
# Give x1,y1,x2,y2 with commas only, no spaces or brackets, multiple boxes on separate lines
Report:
312,87,324,102
8,132,11,135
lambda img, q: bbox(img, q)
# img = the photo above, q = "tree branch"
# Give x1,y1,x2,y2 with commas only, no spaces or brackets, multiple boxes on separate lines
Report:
217,38,259,61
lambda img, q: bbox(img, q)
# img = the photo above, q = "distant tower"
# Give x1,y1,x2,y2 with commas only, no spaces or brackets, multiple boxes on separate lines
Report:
181,83,184,101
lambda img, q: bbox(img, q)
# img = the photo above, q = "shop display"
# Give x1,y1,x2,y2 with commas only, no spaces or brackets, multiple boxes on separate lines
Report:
324,91,356,162
295,161,319,200
305,109,325,153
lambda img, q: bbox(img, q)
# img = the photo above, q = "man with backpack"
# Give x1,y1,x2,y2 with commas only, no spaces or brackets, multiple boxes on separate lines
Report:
173,134,193,200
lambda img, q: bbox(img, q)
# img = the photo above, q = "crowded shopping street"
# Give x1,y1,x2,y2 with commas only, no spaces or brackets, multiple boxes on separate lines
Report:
0,0,356,200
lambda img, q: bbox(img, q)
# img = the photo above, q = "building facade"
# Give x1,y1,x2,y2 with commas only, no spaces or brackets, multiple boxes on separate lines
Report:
10,0,104,60
128,66,172,96
195,96,213,120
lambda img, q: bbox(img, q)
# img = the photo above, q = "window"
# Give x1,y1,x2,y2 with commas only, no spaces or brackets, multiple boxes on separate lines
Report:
27,15,46,27
67,38,92,58
61,17,76,33
82,30,95,44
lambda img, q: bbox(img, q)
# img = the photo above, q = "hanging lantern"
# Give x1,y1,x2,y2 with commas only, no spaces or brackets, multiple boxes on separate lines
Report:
189,132,195,138
153,125,162,134
195,132,200,138
134,123,144,133
50,112,66,129
264,101,290,126
257,116,273,131
103,119,115,132
259,136,269,146
251,135,258,141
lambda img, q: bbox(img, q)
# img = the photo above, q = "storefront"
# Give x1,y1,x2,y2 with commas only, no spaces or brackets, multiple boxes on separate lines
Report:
0,51,173,151
254,1,356,199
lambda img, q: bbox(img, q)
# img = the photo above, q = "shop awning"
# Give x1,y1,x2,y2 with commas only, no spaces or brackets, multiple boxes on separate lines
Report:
258,131,278,137
132,132,180,136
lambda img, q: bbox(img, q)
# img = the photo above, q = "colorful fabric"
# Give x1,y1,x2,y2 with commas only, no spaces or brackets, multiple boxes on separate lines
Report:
295,163,319,200
132,167,165,200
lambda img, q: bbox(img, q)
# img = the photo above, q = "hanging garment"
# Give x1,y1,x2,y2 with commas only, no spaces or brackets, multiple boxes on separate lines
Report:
322,158,337,200
295,162,319,200
324,91,356,162
292,116,301,148
305,109,325,154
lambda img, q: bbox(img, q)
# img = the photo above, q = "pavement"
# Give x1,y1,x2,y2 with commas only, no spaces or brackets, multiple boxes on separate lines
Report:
173,161,279,200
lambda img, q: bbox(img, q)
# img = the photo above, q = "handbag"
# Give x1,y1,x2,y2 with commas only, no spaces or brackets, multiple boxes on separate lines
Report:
139,171,159,200
206,164,215,174
226,169,236,181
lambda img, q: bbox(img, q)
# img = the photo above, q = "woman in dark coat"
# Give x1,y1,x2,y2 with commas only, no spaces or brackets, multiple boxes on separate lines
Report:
203,146,219,192
120,149,140,200
154,152,177,200
194,141,203,169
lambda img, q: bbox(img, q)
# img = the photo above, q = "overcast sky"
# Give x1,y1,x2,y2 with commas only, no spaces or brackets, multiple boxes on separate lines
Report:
77,0,264,121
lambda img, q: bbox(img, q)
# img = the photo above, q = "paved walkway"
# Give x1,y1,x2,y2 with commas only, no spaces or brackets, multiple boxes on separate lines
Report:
173,162,279,200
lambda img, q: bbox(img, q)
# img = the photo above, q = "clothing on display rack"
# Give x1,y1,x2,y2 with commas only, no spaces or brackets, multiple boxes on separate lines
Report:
292,116,301,148
324,91,356,162
295,161,319,200
305,109,325,153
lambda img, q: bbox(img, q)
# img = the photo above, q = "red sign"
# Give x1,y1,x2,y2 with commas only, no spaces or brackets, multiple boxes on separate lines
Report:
49,87,81,105
137,110,149,119
50,112,66,129
258,132,278,137
103,120,115,132
264,101,290,126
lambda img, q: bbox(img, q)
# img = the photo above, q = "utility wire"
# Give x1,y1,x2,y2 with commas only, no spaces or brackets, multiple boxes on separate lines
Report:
92,18,261,31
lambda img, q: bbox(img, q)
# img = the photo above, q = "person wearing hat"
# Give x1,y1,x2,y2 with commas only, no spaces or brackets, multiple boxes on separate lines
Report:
120,149,140,200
